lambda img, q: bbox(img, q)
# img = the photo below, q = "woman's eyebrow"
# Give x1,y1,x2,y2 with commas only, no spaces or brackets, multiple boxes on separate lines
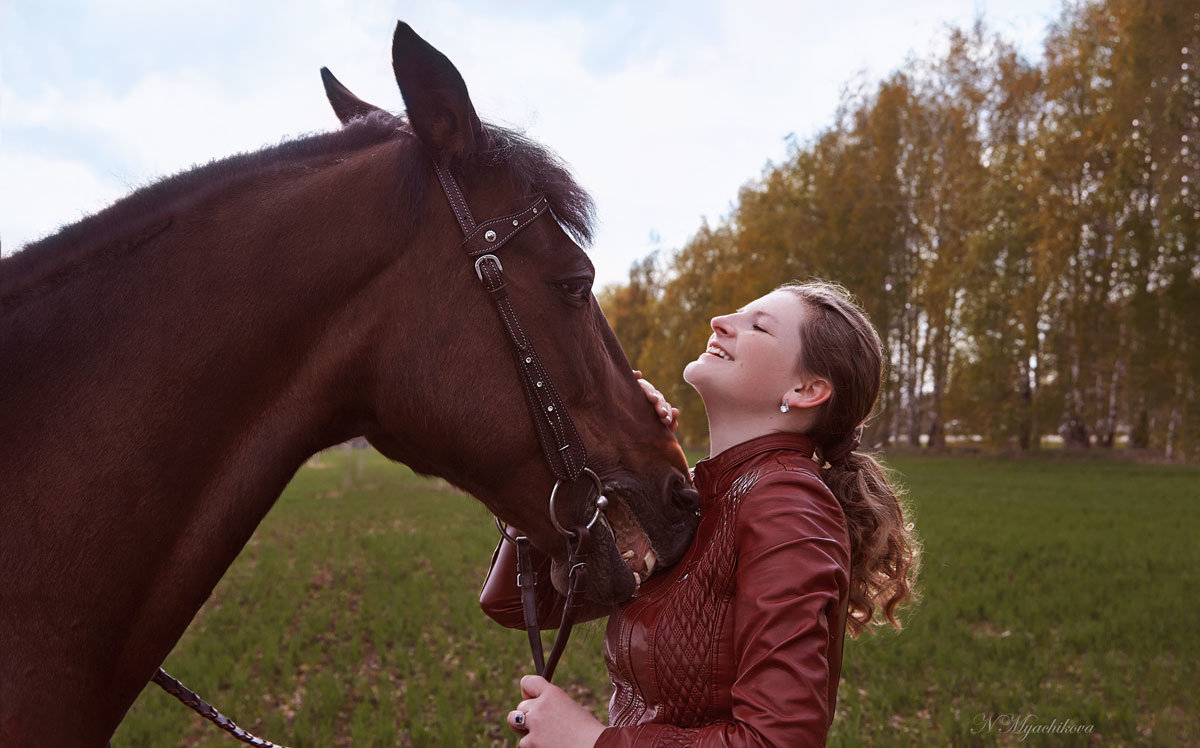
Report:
736,307,780,323
734,309,782,321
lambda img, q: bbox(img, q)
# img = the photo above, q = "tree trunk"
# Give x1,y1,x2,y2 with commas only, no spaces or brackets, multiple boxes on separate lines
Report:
906,307,923,447
1101,357,1123,448
1017,354,1033,451
1061,313,1090,448
925,322,940,450
1166,322,1184,460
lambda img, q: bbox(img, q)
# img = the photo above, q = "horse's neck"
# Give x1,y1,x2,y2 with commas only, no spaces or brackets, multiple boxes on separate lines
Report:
5,171,389,502
0,152,402,737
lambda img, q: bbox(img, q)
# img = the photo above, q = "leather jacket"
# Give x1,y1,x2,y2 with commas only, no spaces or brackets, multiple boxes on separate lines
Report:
479,432,852,747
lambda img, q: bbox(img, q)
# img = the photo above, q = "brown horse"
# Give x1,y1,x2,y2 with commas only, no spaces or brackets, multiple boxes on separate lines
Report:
0,22,698,746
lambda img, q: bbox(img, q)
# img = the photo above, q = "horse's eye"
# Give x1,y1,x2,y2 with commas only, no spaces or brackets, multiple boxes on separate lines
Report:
556,278,592,303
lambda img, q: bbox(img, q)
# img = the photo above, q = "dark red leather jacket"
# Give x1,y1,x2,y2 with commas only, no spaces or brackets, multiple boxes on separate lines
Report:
479,432,851,747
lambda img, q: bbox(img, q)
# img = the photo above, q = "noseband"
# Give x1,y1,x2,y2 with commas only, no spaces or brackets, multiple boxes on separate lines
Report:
148,156,608,748
432,160,609,682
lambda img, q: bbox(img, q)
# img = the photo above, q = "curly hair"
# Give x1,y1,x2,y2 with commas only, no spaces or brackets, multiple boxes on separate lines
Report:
778,280,921,637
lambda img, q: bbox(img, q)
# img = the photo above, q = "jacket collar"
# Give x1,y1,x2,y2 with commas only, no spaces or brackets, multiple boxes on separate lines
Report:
693,431,818,498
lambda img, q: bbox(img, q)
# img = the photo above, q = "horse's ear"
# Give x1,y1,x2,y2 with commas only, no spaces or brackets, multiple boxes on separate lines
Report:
391,21,483,160
320,67,384,125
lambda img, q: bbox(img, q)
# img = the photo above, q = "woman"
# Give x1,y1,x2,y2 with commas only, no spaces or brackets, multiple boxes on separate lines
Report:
480,280,920,747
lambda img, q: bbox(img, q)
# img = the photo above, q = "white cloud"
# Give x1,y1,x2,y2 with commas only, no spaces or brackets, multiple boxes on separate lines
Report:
1,0,1062,281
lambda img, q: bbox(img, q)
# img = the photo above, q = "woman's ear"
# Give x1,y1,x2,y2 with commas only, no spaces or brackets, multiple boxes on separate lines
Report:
783,377,832,411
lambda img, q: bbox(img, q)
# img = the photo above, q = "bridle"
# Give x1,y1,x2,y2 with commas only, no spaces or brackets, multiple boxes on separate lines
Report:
432,158,610,682
147,155,610,746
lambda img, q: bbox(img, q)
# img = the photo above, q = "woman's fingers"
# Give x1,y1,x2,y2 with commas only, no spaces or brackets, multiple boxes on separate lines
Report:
507,709,528,732
508,695,536,732
636,379,665,409
634,372,677,428
636,378,657,401
508,677,549,735
520,675,549,698
652,392,672,424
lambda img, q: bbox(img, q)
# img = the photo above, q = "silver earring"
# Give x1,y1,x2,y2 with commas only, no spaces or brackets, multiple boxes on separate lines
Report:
780,400,790,413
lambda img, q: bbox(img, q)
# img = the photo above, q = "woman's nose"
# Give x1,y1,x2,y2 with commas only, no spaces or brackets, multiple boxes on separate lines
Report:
711,314,733,335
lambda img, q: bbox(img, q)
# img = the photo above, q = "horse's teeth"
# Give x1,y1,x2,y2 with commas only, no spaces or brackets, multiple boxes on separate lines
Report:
633,572,642,586
643,550,657,575
622,550,636,560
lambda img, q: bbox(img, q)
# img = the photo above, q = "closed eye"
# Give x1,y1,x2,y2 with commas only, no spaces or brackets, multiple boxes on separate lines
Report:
753,324,769,333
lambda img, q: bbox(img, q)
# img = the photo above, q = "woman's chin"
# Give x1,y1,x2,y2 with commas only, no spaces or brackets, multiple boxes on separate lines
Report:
682,358,707,385
683,360,717,394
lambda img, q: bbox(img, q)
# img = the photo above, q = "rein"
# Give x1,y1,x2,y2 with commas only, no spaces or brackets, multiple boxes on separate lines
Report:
147,156,609,746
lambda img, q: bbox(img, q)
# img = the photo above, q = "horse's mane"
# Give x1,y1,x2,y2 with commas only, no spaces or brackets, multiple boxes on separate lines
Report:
0,110,595,303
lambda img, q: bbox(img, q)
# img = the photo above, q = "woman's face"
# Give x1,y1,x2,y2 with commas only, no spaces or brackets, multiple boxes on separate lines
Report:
683,290,808,411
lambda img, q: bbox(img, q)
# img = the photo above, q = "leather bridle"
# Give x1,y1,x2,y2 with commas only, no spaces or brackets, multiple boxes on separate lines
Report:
148,156,611,747
432,158,609,682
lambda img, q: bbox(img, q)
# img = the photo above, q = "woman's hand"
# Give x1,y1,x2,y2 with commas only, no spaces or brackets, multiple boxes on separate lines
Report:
506,675,605,748
634,370,679,432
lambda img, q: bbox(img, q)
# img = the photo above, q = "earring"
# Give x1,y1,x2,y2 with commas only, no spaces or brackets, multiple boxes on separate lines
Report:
780,400,790,413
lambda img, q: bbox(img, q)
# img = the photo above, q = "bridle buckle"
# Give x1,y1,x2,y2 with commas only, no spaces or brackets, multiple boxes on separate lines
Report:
474,253,503,280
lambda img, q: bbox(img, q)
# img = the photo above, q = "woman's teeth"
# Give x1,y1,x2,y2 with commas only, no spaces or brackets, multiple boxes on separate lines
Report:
706,345,732,360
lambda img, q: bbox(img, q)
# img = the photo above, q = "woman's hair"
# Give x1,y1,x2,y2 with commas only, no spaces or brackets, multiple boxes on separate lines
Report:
777,279,921,638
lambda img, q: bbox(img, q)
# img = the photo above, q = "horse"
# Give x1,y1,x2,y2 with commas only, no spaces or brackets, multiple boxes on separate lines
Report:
0,22,699,746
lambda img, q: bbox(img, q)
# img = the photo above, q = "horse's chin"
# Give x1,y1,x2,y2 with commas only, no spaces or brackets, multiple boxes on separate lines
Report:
549,546,640,606
547,503,670,606
544,478,698,606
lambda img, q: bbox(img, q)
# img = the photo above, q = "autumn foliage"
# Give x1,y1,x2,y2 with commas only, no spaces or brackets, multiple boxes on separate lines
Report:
599,0,1199,460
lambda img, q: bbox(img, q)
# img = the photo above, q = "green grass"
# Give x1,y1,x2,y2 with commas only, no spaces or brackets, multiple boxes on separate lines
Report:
110,450,1200,747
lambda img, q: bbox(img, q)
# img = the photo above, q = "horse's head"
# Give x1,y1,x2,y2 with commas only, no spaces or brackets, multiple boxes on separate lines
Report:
322,22,698,606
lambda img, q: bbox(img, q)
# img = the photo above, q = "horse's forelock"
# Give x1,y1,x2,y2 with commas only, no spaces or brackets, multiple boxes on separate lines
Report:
477,123,597,248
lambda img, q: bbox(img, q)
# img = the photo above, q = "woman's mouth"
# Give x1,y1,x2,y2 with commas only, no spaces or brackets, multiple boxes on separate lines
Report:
705,344,733,361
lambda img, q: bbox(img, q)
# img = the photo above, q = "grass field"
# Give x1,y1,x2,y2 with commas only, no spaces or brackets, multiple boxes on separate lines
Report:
110,448,1200,747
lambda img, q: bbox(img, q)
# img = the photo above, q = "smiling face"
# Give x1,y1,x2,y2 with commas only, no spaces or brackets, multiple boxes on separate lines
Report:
683,289,812,414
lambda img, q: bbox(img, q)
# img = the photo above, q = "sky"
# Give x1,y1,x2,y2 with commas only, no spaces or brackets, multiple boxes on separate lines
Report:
0,0,1068,289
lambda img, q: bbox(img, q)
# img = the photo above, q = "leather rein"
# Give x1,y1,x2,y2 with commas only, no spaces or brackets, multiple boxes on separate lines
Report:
146,158,610,747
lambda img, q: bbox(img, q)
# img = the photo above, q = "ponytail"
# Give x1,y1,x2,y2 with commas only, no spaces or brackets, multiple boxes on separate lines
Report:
821,450,920,637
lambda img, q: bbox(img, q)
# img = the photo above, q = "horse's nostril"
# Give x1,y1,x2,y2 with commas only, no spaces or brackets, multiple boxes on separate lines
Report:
671,483,701,514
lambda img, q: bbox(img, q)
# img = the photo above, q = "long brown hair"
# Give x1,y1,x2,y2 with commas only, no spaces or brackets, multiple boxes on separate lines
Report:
779,280,921,637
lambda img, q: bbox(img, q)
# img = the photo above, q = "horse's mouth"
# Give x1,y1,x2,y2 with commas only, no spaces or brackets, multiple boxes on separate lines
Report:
547,479,688,604
598,494,657,589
